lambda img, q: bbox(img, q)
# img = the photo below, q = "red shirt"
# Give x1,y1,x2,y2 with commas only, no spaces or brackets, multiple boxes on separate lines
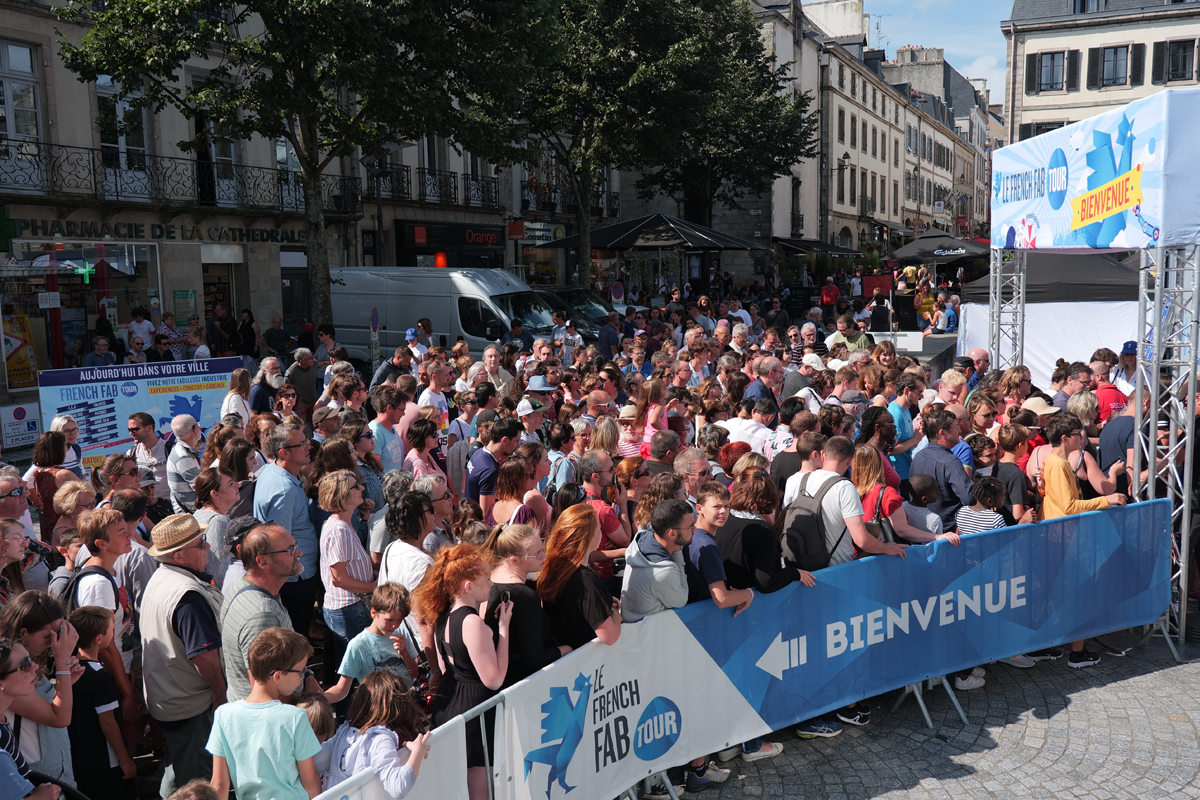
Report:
862,484,903,521
1094,383,1128,422
821,285,841,306
585,496,622,579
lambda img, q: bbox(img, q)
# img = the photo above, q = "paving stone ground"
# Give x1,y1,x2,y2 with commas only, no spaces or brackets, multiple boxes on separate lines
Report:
689,634,1200,800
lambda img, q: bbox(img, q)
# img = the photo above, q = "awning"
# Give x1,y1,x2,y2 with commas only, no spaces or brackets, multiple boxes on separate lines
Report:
774,237,864,258
872,220,912,234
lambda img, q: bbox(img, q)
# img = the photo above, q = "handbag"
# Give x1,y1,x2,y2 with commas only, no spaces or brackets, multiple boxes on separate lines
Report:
859,487,899,554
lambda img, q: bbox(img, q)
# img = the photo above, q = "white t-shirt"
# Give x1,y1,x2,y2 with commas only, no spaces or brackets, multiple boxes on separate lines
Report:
76,570,135,671
221,392,252,430
377,540,434,626
128,319,156,349
194,344,212,359
730,309,752,327
716,417,772,454
782,469,862,567
850,277,862,296
417,389,450,449
409,342,428,362
560,332,584,364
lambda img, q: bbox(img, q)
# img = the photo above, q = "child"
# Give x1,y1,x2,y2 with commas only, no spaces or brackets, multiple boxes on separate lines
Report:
167,781,219,800
317,670,431,798
903,474,944,538
206,628,323,800
47,527,82,599
955,477,1008,534
296,693,336,744
324,583,421,704
995,423,1037,526
67,605,137,800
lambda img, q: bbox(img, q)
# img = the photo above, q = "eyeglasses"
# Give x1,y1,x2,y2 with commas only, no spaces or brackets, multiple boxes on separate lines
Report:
433,492,452,502
687,468,713,478
181,538,209,551
280,441,307,450
0,655,32,677
279,667,315,679
61,426,79,433
0,486,25,499
263,544,299,556
3,533,28,544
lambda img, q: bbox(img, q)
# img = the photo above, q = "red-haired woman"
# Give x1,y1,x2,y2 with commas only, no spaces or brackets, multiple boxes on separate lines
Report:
538,504,621,650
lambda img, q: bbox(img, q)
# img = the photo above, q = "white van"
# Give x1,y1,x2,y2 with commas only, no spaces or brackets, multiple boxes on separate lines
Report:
330,267,560,369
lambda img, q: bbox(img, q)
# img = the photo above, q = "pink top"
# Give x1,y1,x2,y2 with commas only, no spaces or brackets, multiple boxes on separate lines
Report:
403,451,456,500
320,518,373,610
642,403,667,444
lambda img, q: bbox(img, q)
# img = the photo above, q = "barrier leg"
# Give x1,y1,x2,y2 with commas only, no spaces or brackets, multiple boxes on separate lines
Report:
934,676,970,726
890,682,934,729
1157,617,1183,663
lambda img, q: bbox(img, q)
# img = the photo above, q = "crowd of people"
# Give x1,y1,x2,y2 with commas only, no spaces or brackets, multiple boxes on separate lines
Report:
0,267,1175,800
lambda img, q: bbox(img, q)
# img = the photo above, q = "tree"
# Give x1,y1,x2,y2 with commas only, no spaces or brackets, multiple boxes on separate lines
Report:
521,0,722,278
634,0,819,230
57,0,552,325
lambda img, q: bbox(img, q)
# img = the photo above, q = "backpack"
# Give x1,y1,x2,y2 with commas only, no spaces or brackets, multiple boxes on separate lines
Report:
781,473,852,571
542,452,570,506
57,565,120,613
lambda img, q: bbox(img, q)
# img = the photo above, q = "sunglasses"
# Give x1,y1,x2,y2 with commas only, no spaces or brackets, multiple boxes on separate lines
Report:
263,544,299,556
1,655,32,677
634,469,650,479
0,486,25,499
358,432,375,440
277,393,297,400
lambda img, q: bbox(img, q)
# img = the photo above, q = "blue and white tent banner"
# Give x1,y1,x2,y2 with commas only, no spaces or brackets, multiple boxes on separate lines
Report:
991,87,1200,252
487,501,1170,800
37,357,241,472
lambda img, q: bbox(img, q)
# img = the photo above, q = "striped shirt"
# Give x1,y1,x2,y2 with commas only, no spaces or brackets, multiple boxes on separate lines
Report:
954,506,1007,535
166,440,201,513
219,577,293,702
320,518,374,610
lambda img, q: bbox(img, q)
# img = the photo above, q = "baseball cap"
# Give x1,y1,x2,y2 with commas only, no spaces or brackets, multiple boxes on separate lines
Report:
1021,396,1061,417
1121,340,1137,355
565,319,575,328
313,406,339,425
801,354,825,371
405,328,418,340
635,329,647,337
138,467,157,487
841,390,869,406
517,398,545,417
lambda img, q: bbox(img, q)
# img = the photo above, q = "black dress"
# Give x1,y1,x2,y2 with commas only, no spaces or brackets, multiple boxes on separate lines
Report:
486,581,561,689
431,606,496,768
237,320,258,358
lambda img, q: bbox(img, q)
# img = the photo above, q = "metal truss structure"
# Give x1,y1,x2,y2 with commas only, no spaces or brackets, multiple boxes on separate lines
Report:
1132,247,1198,647
988,248,1026,370
988,245,1196,647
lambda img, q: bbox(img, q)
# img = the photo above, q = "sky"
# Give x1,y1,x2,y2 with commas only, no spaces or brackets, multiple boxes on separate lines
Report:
861,0,1012,110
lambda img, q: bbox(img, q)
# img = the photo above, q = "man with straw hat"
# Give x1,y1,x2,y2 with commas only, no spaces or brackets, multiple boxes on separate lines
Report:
140,514,226,795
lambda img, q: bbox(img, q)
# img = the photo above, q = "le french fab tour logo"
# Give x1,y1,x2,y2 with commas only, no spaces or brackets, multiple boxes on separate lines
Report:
523,667,682,799
121,381,139,397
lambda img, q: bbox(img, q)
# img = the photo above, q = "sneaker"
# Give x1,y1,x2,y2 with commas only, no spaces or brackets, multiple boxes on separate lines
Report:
1067,649,1101,669
999,654,1036,668
741,741,784,762
835,705,871,726
716,745,742,763
1027,648,1063,661
970,666,986,679
954,674,986,690
641,782,684,799
795,718,843,738
685,763,730,792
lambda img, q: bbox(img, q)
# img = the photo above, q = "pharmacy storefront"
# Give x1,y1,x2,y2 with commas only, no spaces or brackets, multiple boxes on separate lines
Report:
1,210,304,394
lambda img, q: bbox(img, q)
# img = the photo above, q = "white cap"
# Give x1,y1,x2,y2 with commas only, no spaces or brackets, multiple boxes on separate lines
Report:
801,353,825,371
517,398,545,417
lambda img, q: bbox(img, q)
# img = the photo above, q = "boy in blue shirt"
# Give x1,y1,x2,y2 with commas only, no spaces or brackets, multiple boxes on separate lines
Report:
207,628,322,800
324,583,421,704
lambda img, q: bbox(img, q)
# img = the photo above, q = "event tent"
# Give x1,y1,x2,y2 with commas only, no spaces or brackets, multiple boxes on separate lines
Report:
957,252,1139,387
549,213,769,251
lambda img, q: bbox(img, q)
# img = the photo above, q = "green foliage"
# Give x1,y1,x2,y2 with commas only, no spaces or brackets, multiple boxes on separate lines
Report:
56,0,554,323
634,0,819,226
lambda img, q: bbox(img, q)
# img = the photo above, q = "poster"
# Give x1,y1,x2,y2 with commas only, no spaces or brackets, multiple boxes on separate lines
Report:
3,314,40,389
37,357,241,472
991,86,1200,252
173,289,198,322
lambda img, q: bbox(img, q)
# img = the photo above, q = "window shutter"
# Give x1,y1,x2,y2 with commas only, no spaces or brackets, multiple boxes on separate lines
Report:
1025,53,1039,94
1151,41,1166,85
1019,123,1033,142
1086,48,1100,89
1066,50,1081,91
1130,43,1145,86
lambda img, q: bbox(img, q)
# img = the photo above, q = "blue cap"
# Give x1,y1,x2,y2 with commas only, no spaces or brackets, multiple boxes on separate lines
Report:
1121,340,1137,355
405,328,418,340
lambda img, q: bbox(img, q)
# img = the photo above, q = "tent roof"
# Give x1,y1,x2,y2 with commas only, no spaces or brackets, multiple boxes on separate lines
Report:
961,252,1139,304
886,230,990,263
547,213,769,251
774,237,864,258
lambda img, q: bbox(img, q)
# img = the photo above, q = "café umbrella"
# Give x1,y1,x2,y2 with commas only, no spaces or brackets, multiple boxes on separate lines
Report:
885,229,989,282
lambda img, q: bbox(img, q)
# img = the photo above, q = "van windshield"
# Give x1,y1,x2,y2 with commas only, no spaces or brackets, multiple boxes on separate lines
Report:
557,288,613,321
493,292,557,331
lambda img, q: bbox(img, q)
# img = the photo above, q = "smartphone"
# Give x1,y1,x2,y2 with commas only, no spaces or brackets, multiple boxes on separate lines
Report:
500,590,511,605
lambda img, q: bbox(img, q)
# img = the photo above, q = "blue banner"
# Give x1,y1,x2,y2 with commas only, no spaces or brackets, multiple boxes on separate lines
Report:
675,501,1172,732
37,358,241,473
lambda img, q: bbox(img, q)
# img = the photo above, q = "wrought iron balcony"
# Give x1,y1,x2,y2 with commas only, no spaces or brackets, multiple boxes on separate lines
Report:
858,197,876,219
417,167,458,204
524,181,619,218
521,180,562,213
463,173,500,208
364,163,412,201
791,212,804,235
0,140,361,215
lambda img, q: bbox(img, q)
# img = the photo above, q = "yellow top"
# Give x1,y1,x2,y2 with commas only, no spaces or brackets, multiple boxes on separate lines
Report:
1040,452,1109,520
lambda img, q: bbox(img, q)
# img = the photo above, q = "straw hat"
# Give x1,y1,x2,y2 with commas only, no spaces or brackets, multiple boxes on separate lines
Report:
147,514,208,557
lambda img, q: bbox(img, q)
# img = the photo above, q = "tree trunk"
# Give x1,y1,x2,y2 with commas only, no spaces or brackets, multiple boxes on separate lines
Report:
302,164,332,326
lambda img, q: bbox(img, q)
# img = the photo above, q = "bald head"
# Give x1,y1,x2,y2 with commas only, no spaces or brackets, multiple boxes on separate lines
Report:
946,403,970,435
967,349,990,373
1090,361,1111,384
586,391,612,414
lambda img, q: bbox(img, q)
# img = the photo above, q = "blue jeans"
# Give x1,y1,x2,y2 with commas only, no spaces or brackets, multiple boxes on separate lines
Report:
323,600,371,644
742,738,762,753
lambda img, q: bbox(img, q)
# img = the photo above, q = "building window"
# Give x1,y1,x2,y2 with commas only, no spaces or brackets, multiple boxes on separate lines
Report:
894,138,900,167
861,121,867,153
871,127,877,158
893,181,899,213
97,77,148,172
849,167,856,204
1040,52,1065,91
1073,0,1099,11
1102,46,1128,86
851,73,856,97
850,115,857,147
872,88,877,111
838,64,845,90
837,167,845,204
1169,40,1195,81
838,109,845,142
0,41,40,149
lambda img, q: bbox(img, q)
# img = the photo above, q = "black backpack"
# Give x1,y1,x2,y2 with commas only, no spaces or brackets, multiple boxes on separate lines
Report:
781,473,851,571
57,565,120,613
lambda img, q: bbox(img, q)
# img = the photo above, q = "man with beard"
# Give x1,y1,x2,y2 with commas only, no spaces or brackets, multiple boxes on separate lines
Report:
369,345,413,392
249,356,285,413
218,521,318,701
